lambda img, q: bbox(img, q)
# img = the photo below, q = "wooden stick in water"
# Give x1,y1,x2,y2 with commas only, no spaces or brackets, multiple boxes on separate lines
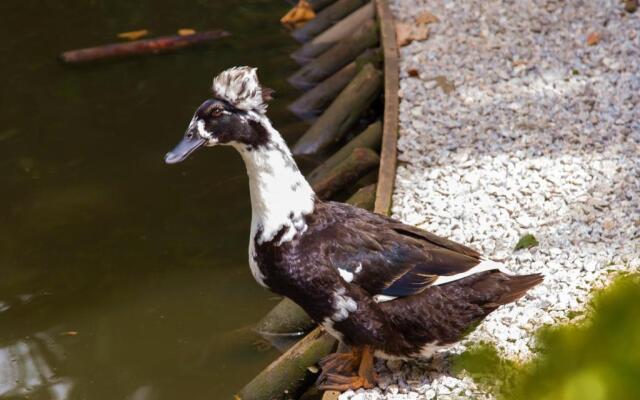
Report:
236,327,337,400
60,30,230,64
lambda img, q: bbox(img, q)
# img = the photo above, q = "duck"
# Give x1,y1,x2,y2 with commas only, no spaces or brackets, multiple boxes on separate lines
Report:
164,66,543,391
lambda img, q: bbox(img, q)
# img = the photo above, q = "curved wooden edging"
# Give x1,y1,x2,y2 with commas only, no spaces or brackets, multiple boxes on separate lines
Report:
373,0,399,217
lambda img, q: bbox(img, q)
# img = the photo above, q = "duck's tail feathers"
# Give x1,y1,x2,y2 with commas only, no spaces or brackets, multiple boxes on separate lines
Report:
492,273,544,307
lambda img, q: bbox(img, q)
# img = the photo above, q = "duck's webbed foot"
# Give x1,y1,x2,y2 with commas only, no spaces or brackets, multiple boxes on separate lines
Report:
318,346,377,391
318,350,359,377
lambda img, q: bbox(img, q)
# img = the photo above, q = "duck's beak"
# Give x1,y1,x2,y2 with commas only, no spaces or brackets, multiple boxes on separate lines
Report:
164,134,206,164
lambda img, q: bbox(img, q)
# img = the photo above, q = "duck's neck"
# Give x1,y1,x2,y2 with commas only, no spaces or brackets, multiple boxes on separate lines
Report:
234,116,316,245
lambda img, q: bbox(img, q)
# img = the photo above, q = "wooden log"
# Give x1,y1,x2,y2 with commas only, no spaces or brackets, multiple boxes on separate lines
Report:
59,30,230,64
299,385,325,400
353,169,378,190
293,63,382,157
289,63,357,118
292,2,375,65
255,298,315,337
346,183,377,211
288,20,379,90
308,0,338,11
313,148,379,199
307,121,382,184
236,327,337,400
289,48,382,119
292,0,369,43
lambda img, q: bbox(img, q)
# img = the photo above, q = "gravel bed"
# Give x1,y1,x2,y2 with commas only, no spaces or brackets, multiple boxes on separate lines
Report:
340,0,640,398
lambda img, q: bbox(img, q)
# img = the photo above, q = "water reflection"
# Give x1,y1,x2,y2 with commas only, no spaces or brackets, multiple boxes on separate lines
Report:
1,0,303,397
0,333,72,399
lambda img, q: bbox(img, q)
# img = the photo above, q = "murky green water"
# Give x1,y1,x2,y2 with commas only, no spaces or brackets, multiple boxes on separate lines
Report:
0,1,305,398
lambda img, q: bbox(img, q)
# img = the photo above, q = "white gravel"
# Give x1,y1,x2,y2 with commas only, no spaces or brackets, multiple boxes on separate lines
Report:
340,0,640,398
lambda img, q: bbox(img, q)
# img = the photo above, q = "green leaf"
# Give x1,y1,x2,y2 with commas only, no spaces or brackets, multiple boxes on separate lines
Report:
514,234,539,250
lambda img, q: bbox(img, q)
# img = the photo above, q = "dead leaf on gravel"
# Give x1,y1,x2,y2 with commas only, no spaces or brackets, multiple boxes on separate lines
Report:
435,75,455,94
281,0,315,29
407,68,420,77
416,11,439,25
396,23,429,47
586,31,601,45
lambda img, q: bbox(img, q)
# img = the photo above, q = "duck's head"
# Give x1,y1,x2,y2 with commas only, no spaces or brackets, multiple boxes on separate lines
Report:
165,66,274,164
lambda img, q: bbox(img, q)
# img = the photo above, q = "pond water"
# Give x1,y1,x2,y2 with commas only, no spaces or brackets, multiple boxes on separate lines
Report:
0,1,305,398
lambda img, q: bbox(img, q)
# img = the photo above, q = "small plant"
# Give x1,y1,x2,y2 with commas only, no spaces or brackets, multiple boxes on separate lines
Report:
453,274,640,400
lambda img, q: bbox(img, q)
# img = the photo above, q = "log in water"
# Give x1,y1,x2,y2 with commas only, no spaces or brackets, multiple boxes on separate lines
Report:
255,298,315,337
289,48,381,118
346,183,377,211
308,0,338,11
313,148,380,199
288,19,378,90
307,121,382,184
292,63,382,157
60,30,230,63
291,0,369,43
291,2,375,65
236,327,337,400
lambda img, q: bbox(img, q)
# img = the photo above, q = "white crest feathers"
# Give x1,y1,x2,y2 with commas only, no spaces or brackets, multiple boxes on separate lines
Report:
211,66,270,113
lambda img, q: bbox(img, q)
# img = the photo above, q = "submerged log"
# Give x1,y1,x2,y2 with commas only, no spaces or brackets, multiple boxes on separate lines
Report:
292,2,375,65
255,298,315,337
292,0,369,43
59,30,230,64
289,48,382,119
288,20,378,90
313,148,379,199
307,121,382,184
236,327,337,400
293,63,382,157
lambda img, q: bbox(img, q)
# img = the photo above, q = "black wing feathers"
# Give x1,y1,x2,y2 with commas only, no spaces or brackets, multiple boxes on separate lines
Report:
309,202,484,298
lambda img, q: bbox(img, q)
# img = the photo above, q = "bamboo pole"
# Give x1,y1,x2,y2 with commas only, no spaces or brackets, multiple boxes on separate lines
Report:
236,327,337,400
292,2,375,65
288,20,379,90
292,0,369,43
59,30,230,63
292,63,382,157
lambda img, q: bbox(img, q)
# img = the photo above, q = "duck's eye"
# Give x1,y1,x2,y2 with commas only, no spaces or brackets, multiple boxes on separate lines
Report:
186,131,194,139
211,107,224,118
